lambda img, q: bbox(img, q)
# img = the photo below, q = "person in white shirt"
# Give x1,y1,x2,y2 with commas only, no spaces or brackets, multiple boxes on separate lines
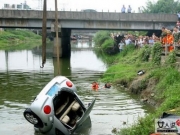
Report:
125,37,131,45
121,5,126,13
119,39,125,52
138,36,144,48
127,5,132,13
148,37,154,45
177,12,180,21
138,7,142,13
152,33,156,40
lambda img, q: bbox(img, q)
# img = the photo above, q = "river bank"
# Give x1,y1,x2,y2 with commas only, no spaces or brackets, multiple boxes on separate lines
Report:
0,40,152,135
0,29,42,50
95,39,180,134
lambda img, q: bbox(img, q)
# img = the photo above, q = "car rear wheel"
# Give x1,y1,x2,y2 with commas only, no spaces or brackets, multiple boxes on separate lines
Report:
23,108,43,128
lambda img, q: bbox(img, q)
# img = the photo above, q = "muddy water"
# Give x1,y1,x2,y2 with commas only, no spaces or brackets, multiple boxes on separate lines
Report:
0,40,153,135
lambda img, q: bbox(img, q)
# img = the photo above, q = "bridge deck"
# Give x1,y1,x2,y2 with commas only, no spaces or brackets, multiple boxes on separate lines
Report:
0,10,177,22
0,10,177,30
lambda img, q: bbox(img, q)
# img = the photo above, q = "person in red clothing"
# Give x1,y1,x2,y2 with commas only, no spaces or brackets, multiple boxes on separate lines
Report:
92,82,99,91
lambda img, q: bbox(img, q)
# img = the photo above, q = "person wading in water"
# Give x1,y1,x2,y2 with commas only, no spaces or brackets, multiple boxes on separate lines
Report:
92,82,99,91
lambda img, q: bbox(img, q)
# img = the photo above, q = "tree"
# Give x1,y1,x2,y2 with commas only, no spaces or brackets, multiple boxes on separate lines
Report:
143,0,180,13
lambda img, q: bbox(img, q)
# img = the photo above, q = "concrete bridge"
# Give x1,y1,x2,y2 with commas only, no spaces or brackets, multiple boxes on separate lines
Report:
0,9,178,57
0,10,177,30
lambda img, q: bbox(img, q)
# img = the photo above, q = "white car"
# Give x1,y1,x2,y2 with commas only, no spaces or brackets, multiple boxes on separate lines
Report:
23,76,95,135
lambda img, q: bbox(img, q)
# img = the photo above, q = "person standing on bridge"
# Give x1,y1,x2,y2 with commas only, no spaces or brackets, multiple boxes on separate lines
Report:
121,5,126,13
127,5,132,13
138,7,142,13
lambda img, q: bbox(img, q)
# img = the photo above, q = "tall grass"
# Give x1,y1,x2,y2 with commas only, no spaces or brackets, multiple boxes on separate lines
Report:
101,38,115,51
99,40,180,134
119,72,180,135
0,29,41,50
93,31,111,47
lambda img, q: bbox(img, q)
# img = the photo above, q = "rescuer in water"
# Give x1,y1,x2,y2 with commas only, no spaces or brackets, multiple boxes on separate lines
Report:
92,82,99,91
104,83,111,88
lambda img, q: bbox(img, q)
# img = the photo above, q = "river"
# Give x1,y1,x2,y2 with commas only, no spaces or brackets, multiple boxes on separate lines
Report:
0,40,153,135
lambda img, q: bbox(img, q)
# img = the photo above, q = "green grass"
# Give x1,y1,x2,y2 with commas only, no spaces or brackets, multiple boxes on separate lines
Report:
0,29,42,50
98,43,180,134
118,77,180,135
93,30,180,134
93,30,111,47
101,38,115,51
100,45,152,83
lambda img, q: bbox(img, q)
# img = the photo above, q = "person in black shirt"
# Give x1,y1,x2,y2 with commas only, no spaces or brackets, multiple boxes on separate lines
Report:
104,83,111,88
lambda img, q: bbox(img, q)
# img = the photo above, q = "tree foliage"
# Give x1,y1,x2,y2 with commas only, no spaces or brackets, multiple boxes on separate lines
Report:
143,0,180,13
93,31,111,47
152,42,162,65
139,45,151,62
165,51,177,67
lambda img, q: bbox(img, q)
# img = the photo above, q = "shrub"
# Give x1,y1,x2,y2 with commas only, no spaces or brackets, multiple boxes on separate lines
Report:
120,44,135,57
165,51,176,67
152,42,162,65
101,38,115,51
93,31,111,47
139,45,151,62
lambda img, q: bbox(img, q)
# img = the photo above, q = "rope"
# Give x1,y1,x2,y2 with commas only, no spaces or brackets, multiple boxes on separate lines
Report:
40,0,47,68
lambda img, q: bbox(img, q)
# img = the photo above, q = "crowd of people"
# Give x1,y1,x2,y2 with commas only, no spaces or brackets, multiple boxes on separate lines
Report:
110,24,180,52
121,5,143,13
110,32,159,52
121,5,132,13
108,11,180,52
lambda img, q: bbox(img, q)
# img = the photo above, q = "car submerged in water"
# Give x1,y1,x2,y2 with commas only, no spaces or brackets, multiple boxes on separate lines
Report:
23,76,95,135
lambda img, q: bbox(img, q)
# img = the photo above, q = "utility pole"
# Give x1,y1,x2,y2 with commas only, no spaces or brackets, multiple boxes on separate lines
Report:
55,0,60,75
41,0,47,68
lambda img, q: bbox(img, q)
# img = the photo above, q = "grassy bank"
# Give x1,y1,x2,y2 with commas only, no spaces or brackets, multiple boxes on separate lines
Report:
97,42,180,134
0,29,42,50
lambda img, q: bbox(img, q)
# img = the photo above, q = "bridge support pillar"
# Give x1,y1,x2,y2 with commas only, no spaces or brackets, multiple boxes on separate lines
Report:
51,26,71,58
61,28,71,58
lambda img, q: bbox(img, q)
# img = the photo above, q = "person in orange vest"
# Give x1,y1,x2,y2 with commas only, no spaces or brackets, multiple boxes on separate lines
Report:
161,27,174,52
166,29,173,43
166,30,174,52
92,82,99,91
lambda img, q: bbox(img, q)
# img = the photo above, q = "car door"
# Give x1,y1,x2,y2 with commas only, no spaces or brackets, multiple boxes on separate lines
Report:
72,98,96,132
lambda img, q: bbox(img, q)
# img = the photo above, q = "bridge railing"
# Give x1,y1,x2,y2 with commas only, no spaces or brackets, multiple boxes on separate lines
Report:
0,9,177,22
1,8,177,14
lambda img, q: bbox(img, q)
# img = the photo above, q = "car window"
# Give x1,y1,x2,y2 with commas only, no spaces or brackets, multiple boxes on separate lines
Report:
46,83,60,96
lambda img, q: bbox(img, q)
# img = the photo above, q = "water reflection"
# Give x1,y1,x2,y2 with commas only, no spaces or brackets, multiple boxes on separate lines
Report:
53,58,71,77
0,41,153,135
71,40,93,48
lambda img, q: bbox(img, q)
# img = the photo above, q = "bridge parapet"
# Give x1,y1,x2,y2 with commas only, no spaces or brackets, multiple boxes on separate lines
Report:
0,10,177,22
